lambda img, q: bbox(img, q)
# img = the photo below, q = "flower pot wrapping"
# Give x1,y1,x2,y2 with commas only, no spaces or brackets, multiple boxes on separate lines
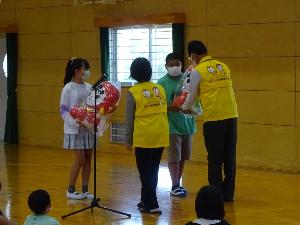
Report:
172,66,203,116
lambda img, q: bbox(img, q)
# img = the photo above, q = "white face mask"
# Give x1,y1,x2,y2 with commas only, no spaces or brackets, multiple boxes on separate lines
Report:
82,70,91,80
167,66,182,77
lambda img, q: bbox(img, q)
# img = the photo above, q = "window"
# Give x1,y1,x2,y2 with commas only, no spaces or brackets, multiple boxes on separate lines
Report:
110,121,127,144
109,24,173,85
3,54,7,77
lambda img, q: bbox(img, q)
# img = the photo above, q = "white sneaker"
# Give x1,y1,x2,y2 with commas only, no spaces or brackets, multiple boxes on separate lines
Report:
82,192,94,200
66,191,85,200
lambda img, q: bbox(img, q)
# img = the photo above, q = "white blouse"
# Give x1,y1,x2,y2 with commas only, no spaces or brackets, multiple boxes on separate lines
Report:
60,82,92,134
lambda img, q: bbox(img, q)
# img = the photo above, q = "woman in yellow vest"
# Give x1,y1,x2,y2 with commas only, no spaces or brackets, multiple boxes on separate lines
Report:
125,57,169,214
182,41,238,202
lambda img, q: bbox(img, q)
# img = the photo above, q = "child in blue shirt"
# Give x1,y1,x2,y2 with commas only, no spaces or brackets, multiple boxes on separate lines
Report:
24,190,59,225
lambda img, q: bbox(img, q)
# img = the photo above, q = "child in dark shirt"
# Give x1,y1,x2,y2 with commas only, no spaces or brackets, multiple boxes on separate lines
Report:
185,185,231,225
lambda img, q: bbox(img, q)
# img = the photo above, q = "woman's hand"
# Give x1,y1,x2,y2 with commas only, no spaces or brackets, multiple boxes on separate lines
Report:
124,143,132,151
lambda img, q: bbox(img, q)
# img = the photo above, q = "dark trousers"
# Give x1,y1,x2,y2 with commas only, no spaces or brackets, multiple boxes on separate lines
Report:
203,118,237,200
135,147,163,210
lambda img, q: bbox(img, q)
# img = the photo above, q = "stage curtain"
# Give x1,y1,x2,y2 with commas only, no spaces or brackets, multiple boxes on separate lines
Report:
172,23,185,70
4,33,18,144
100,27,110,79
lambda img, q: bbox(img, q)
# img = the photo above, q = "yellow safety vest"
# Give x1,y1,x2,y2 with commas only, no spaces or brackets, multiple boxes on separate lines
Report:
194,56,238,122
129,82,169,148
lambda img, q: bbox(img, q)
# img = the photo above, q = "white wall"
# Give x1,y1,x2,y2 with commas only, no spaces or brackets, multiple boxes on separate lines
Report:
0,34,7,141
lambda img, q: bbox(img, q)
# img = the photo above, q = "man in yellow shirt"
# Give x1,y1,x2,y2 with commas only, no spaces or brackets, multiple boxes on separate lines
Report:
182,41,238,201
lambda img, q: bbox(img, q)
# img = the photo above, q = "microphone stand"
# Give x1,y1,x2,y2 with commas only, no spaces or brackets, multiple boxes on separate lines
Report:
62,74,131,219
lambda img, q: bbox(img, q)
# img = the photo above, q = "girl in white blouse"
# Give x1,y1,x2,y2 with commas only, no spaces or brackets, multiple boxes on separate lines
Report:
60,58,94,200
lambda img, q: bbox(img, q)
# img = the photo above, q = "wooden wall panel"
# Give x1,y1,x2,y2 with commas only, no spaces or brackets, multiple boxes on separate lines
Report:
236,91,295,126
222,57,295,92
208,23,295,57
16,6,70,34
70,5,97,32
18,60,66,86
238,123,297,171
296,93,300,126
0,10,16,25
0,0,16,10
70,31,100,59
296,58,300,91
296,22,300,56
16,0,71,9
207,0,295,25
18,86,61,113
19,33,70,60
18,111,63,148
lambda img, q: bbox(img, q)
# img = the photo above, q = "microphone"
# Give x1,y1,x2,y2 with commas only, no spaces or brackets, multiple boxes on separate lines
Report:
91,74,108,90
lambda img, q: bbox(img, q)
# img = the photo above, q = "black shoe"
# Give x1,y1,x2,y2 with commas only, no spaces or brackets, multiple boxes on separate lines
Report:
137,202,144,210
178,186,187,194
139,207,162,215
170,187,186,198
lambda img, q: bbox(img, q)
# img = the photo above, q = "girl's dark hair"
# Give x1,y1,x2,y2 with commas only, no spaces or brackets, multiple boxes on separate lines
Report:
64,57,85,85
195,185,225,220
28,190,51,215
188,40,207,57
130,57,152,83
82,58,90,70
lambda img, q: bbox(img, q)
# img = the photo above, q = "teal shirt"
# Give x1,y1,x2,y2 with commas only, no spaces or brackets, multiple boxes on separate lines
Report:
157,74,196,135
24,215,60,225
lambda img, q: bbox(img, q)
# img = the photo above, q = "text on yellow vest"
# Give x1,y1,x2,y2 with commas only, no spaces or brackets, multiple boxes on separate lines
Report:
129,82,167,117
194,56,238,122
129,82,169,148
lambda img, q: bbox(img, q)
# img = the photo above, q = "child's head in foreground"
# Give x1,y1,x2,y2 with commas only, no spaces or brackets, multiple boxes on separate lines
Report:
28,190,51,215
195,185,225,220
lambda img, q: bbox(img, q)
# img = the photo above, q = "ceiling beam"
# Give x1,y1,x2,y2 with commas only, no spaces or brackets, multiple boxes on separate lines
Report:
94,13,186,28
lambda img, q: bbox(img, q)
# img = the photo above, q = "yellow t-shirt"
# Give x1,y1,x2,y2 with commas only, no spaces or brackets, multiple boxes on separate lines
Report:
194,56,238,122
129,82,169,148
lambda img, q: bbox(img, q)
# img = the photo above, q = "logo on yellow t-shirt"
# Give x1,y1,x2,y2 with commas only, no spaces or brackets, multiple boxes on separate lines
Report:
142,89,151,98
142,87,161,99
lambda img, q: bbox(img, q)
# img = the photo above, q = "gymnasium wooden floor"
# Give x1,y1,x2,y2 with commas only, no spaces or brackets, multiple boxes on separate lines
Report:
0,143,300,225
